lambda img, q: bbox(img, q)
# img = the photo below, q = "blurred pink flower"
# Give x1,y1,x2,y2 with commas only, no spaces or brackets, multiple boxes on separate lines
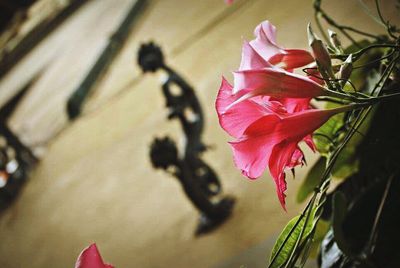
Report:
225,0,234,4
75,244,114,268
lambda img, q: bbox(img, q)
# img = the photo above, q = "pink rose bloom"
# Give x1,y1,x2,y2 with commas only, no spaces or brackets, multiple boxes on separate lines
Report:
75,244,114,268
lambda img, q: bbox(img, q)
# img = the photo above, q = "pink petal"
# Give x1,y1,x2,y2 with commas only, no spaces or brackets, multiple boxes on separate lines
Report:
255,21,278,45
305,66,325,85
75,244,114,268
229,114,281,179
303,134,316,152
272,109,338,142
269,141,299,209
250,21,280,60
268,49,314,70
227,107,349,208
239,41,273,71
216,77,269,138
250,21,314,69
288,147,304,168
272,97,311,113
233,68,327,99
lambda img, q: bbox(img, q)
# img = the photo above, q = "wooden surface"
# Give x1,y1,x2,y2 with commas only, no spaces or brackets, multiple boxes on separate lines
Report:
0,0,398,267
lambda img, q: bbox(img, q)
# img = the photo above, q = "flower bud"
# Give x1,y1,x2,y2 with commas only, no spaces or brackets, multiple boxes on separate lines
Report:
338,54,353,81
307,24,334,79
328,29,342,50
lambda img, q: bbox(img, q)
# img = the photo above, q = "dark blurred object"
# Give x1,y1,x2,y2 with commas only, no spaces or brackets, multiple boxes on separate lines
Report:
319,94,400,267
138,42,206,156
150,137,178,170
138,42,164,72
67,0,146,120
0,133,29,209
150,136,234,236
0,0,35,33
0,0,88,80
140,42,235,236
0,72,37,210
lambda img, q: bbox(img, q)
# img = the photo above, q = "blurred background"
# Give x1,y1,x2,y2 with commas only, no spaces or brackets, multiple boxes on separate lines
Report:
0,0,398,267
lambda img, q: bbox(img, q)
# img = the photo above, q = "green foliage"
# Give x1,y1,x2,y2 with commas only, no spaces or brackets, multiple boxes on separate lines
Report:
269,209,315,268
308,219,330,258
344,40,371,54
313,113,344,156
363,69,381,95
312,80,378,182
297,157,326,203
331,106,376,180
331,192,353,257
331,146,359,179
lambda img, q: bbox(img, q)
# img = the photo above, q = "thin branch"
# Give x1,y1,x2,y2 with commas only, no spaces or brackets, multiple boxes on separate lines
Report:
331,44,399,61
372,53,400,95
375,0,398,39
363,172,395,257
358,0,387,27
353,50,396,69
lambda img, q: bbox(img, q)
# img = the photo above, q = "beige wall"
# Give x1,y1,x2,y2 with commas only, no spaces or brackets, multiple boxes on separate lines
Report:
0,0,398,267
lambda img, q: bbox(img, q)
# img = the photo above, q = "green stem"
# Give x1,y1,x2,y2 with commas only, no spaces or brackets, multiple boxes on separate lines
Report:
285,197,315,268
362,172,395,258
314,96,349,105
331,44,399,61
324,89,359,102
369,92,400,103
268,198,315,267
372,53,400,95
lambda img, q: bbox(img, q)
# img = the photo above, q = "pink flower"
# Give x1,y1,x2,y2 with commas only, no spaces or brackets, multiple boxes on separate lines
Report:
75,244,114,268
216,19,351,209
232,68,328,99
216,77,311,137
216,78,352,210
225,0,234,4
229,108,349,209
249,21,314,70
226,39,328,109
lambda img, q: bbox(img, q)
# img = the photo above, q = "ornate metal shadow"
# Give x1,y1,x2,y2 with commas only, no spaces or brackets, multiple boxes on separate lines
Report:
138,42,235,235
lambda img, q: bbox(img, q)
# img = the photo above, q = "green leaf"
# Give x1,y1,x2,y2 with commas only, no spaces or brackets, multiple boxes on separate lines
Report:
297,157,326,203
308,219,330,258
313,62,377,158
345,41,385,93
331,146,359,179
314,113,344,156
332,192,354,257
269,209,315,267
344,39,371,54
331,106,376,180
363,69,381,95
